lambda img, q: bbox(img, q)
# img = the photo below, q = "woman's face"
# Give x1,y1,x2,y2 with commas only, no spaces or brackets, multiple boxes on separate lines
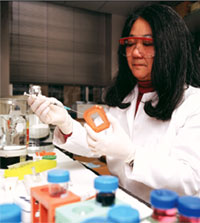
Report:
126,17,154,81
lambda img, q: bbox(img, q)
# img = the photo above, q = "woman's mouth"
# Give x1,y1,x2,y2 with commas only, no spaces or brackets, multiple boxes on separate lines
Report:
133,63,147,67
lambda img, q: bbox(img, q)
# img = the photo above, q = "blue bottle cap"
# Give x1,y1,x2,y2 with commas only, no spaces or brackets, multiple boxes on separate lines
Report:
0,203,21,223
150,189,178,210
47,169,70,183
94,175,118,192
107,204,140,223
81,216,108,223
178,196,200,218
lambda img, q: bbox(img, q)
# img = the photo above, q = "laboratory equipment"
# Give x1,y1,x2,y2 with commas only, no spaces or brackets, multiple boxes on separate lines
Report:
29,84,42,96
81,216,108,223
107,204,140,223
55,175,121,223
119,36,155,58
55,195,126,223
94,175,118,206
0,203,22,223
31,183,80,223
4,159,56,180
177,196,200,223
83,105,110,132
25,91,109,133
0,97,29,168
48,169,69,198
26,85,53,153
146,189,178,223
81,204,140,223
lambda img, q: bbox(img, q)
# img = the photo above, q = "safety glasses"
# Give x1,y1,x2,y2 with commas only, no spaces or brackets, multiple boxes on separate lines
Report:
119,36,155,58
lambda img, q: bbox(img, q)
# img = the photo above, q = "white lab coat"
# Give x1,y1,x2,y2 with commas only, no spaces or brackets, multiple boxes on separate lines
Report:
53,85,200,203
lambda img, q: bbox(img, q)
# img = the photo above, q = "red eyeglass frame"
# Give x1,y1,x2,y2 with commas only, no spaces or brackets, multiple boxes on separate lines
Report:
119,36,153,45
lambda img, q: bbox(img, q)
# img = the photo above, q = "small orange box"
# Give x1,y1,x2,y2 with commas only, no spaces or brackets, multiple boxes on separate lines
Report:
31,184,81,223
83,105,110,132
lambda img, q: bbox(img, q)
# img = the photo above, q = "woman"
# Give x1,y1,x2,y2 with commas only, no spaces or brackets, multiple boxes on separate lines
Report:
28,4,200,202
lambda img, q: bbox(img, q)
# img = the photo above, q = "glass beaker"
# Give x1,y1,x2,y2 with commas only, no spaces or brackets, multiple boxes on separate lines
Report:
0,97,29,150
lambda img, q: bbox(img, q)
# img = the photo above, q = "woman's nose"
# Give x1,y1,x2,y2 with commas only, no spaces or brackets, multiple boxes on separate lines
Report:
132,45,143,58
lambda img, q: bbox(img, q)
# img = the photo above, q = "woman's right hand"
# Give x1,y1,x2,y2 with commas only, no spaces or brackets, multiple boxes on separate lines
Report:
28,95,73,134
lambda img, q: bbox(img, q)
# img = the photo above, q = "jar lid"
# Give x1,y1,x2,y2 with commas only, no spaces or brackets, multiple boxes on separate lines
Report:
42,155,56,160
0,203,21,223
94,175,118,192
81,216,107,223
29,84,41,95
107,204,140,223
150,189,178,209
178,196,200,217
47,169,70,183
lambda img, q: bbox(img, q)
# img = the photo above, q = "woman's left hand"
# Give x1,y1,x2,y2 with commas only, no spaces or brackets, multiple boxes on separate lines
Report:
85,114,135,162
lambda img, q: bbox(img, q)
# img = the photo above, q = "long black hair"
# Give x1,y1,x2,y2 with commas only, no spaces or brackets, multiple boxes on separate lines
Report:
104,4,200,120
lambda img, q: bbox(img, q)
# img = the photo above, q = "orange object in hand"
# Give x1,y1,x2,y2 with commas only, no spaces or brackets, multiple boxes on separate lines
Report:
83,105,110,132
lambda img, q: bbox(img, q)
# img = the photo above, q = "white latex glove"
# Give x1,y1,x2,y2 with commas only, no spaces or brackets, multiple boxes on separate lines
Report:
27,95,73,134
85,114,135,163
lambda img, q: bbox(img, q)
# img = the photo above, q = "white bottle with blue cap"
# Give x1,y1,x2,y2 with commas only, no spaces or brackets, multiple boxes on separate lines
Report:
94,175,119,206
0,203,22,223
47,169,70,198
177,196,200,222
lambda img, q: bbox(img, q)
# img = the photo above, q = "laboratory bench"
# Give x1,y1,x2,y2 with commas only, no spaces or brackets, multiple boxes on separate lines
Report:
0,147,152,223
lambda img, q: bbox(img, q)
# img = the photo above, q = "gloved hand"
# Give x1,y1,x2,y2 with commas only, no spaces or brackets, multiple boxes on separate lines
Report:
85,114,135,163
27,95,73,134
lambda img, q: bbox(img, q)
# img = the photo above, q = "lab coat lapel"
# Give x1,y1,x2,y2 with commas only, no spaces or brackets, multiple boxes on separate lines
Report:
125,87,138,137
125,87,157,138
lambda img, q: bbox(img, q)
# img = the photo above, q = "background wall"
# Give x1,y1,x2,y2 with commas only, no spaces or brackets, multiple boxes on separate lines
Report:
4,1,126,108
0,2,10,97
10,2,111,86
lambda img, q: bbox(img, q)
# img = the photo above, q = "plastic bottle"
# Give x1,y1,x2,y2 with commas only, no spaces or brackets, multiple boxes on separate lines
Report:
107,204,140,223
177,196,200,223
0,203,22,223
94,175,119,206
47,169,70,198
145,189,179,223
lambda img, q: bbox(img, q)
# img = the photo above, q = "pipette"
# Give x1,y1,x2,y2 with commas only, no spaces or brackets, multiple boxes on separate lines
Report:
24,92,110,132
24,92,84,116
